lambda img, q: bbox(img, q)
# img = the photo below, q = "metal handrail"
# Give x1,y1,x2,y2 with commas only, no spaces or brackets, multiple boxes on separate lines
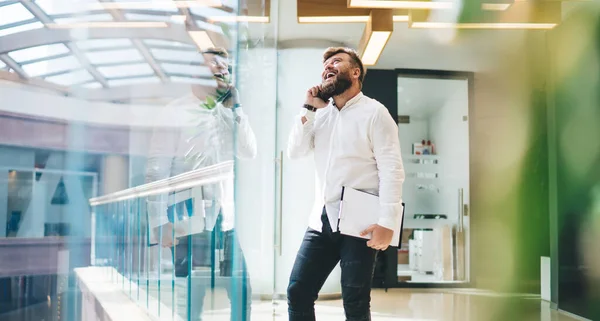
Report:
89,161,234,207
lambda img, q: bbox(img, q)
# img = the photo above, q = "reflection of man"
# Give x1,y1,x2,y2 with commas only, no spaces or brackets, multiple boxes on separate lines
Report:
145,47,256,321
286,47,405,321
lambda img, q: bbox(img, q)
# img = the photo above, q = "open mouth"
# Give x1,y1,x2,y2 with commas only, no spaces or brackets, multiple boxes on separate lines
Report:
324,72,337,81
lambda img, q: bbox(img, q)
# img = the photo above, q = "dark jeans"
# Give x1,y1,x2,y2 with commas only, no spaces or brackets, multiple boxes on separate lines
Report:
287,209,378,321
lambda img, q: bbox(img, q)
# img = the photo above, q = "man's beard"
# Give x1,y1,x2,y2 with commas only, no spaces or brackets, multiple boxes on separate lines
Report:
319,70,352,100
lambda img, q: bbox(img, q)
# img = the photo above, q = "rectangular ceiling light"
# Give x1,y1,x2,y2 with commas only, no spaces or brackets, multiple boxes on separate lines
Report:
348,0,453,10
90,0,222,10
47,22,169,29
358,10,393,66
188,31,215,51
410,22,556,29
298,15,408,23
208,16,270,23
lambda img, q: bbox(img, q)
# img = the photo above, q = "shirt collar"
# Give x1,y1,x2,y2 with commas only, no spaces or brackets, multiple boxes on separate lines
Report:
331,92,364,111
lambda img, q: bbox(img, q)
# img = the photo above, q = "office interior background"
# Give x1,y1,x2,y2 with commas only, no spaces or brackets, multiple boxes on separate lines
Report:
0,0,599,320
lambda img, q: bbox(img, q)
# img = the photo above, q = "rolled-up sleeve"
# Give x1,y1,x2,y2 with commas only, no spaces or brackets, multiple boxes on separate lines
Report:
287,109,316,159
371,106,405,230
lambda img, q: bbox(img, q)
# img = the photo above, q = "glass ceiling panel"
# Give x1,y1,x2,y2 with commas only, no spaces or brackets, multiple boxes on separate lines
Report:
161,63,211,77
0,22,43,37
22,55,81,77
53,14,113,24
171,76,215,86
44,69,94,86
108,76,160,87
151,48,200,63
143,39,195,50
0,60,6,69
0,3,34,26
81,82,102,89
85,49,143,64
124,13,182,23
35,0,99,15
76,38,133,50
97,63,153,78
8,44,70,63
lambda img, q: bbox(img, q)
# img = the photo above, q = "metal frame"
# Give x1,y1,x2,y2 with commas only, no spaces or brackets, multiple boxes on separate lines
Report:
386,68,475,289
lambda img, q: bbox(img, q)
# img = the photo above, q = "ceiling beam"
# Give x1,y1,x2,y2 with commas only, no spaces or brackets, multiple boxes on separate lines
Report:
0,69,69,93
298,0,407,23
19,0,110,88
0,55,28,79
0,26,195,55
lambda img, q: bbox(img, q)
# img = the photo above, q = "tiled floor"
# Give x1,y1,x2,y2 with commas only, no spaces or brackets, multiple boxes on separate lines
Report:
166,288,583,321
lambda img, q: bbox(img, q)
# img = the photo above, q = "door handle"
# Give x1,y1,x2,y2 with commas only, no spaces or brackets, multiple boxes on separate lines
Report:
275,151,284,256
458,188,464,232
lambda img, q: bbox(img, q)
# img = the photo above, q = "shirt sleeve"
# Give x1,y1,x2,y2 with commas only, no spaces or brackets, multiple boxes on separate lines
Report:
287,108,316,159
371,106,405,230
232,107,258,159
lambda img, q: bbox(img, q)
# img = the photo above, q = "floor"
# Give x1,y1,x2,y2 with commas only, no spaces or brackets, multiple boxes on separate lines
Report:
161,288,584,321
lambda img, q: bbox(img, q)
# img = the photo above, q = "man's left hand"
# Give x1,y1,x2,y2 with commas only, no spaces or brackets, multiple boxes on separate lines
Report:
361,224,393,251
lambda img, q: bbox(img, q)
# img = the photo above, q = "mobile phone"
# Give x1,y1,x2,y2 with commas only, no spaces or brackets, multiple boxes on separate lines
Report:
316,87,332,102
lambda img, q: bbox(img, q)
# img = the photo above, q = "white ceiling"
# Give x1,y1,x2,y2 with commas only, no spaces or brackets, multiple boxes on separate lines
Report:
397,77,467,119
273,0,545,72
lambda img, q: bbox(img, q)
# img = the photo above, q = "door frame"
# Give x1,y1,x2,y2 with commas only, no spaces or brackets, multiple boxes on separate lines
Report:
381,68,474,288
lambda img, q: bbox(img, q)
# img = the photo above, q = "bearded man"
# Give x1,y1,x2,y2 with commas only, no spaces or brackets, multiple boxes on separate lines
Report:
286,47,405,321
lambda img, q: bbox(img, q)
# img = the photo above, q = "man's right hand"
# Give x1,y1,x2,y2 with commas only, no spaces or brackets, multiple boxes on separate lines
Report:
305,86,329,109
155,222,180,248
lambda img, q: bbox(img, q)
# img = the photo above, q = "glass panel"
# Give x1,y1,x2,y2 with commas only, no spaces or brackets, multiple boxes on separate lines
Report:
8,44,70,63
80,81,102,88
0,22,44,37
107,76,160,87
44,69,93,86
53,14,113,24
35,0,99,15
76,38,133,51
97,63,154,78
150,49,201,63
124,13,183,24
396,76,469,284
85,49,143,64
0,3,34,26
0,60,6,69
21,55,81,77
161,63,211,77
143,39,195,50
189,6,233,19
109,0,179,13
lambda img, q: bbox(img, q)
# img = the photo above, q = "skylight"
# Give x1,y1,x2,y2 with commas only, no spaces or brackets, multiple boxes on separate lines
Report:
22,56,81,77
76,38,133,51
44,69,94,86
8,44,70,63
143,39,195,49
85,49,143,65
0,22,44,37
0,3,35,26
97,63,153,78
53,14,113,24
108,76,161,87
35,0,99,15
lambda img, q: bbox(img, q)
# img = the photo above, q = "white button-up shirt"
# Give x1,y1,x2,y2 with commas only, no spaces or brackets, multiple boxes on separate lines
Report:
287,92,405,233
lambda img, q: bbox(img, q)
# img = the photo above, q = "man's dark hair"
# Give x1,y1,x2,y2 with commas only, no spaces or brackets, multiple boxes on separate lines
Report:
323,47,366,84
201,47,229,58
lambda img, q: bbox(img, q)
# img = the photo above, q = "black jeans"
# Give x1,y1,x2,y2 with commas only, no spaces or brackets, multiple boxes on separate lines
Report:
287,209,378,321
